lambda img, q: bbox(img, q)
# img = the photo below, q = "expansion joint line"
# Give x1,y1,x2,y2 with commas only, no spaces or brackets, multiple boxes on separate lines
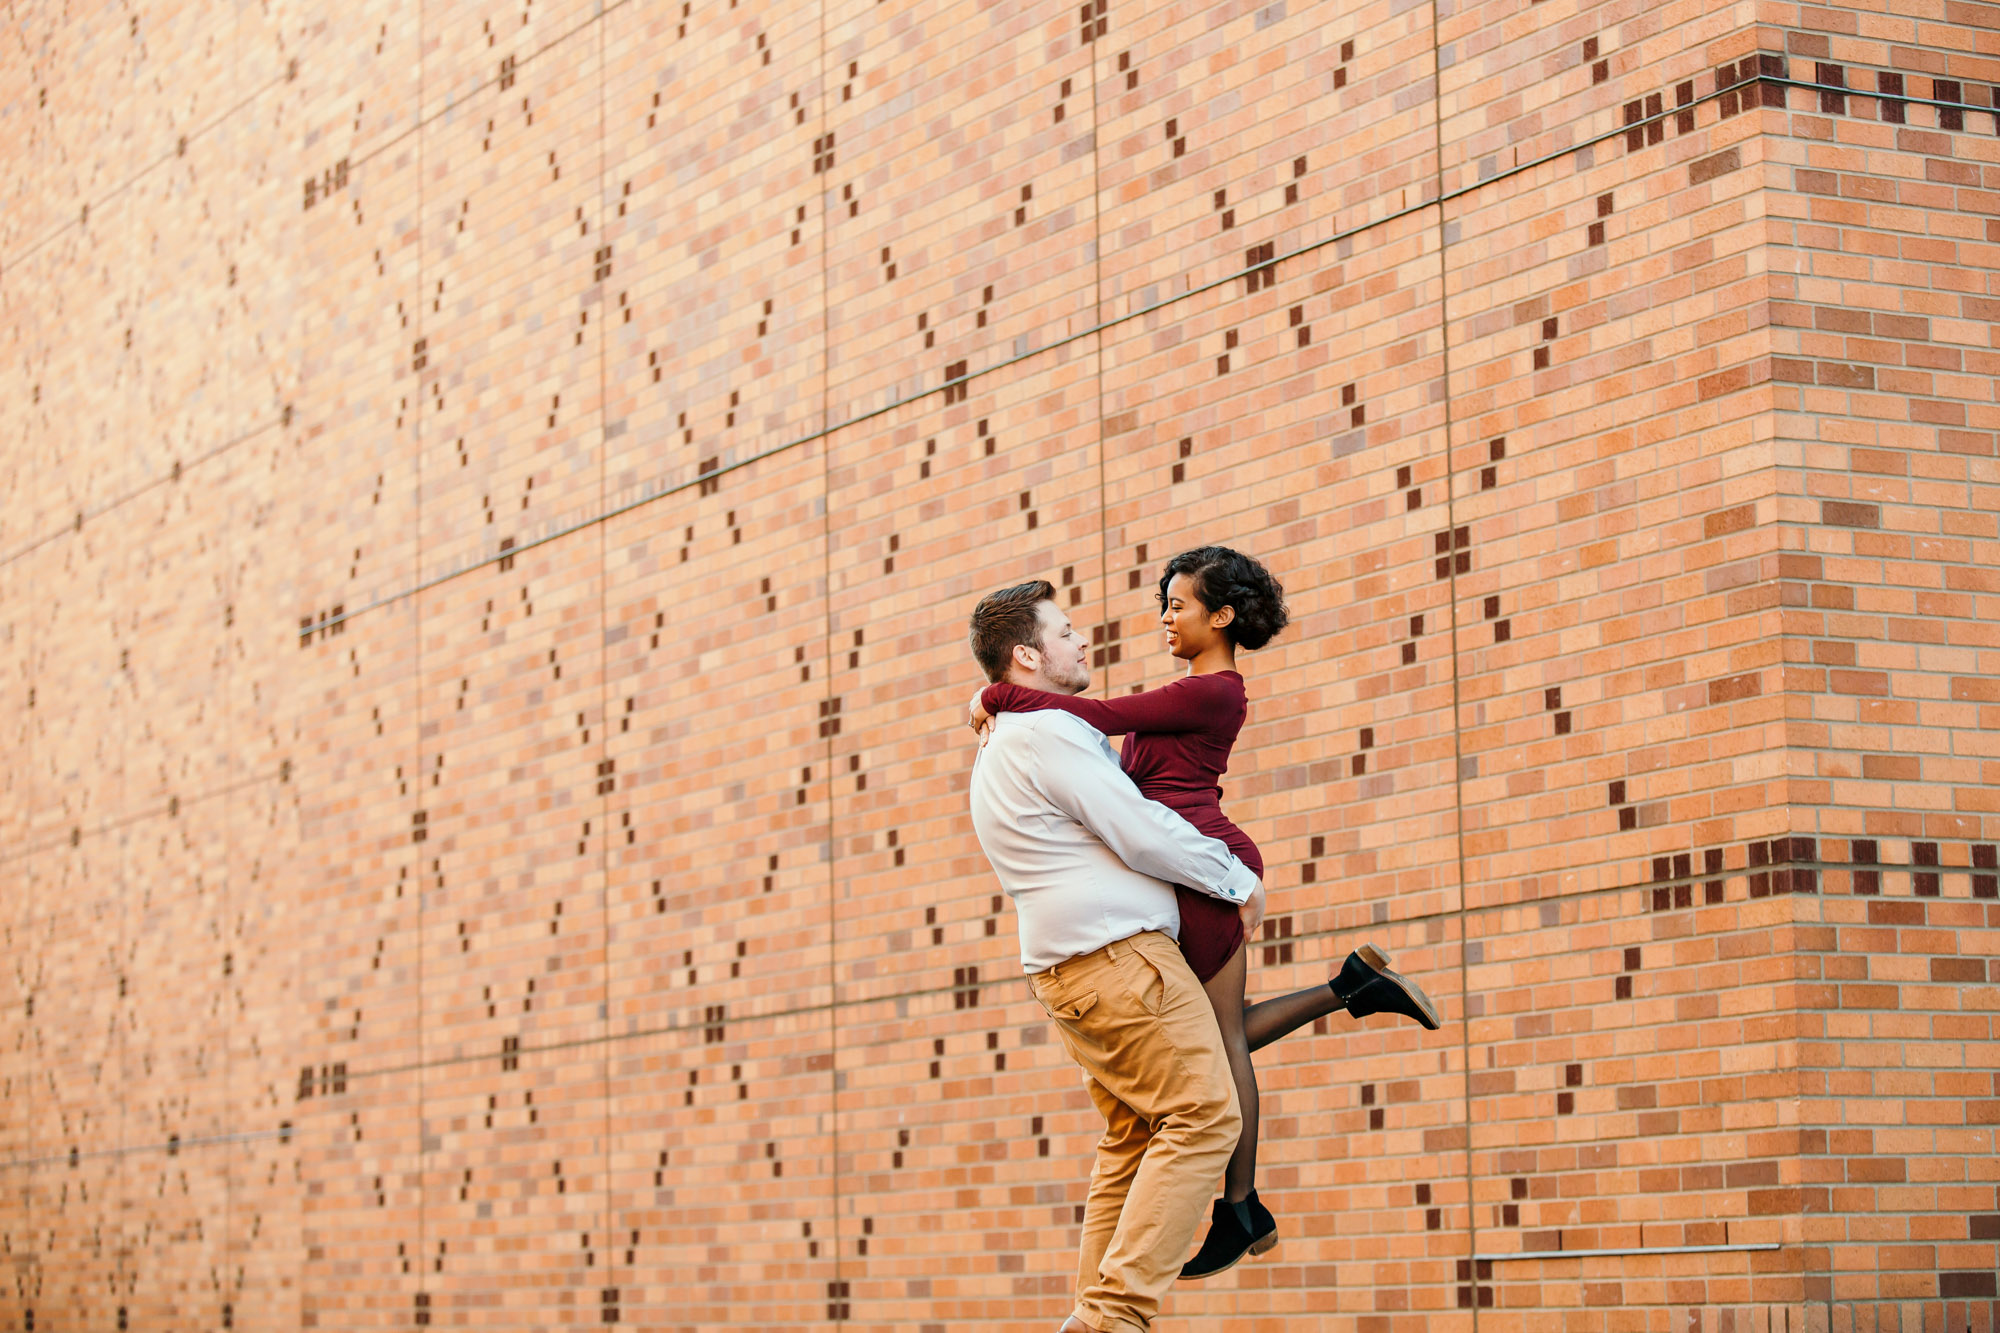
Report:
0,1127,295,1175
0,763,294,871
0,413,284,573
815,0,844,1296
592,1,615,1305
256,851,1863,1089
1424,1,1482,1315
412,0,430,1291
0,73,289,274
1087,2,1112,727
295,69,1801,640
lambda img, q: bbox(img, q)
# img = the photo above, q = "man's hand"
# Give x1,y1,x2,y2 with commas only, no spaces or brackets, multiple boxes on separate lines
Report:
1238,880,1266,940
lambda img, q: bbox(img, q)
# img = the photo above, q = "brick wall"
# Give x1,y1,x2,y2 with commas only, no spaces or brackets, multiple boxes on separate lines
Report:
1,0,1995,1327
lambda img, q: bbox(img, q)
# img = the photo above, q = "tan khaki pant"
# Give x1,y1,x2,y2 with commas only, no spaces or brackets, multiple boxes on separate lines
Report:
1029,930,1241,1333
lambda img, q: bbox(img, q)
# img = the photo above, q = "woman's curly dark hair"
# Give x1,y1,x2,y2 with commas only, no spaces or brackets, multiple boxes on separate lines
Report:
1155,546,1290,650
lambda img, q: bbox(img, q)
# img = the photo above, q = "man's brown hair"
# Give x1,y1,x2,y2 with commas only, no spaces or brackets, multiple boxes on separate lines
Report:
968,580,1057,682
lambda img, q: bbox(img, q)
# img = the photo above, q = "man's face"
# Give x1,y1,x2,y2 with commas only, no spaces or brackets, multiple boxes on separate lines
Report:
1015,600,1091,694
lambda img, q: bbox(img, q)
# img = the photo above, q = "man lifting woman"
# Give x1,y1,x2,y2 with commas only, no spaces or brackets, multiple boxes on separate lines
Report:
964,549,1440,1333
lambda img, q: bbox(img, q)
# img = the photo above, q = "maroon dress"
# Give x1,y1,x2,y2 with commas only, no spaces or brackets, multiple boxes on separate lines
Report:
980,671,1259,983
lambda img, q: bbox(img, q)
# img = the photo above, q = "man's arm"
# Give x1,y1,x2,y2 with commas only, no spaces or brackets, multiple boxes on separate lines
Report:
1032,717,1259,904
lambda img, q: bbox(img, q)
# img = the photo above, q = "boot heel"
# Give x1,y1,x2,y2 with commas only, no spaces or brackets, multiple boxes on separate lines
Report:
1248,1231,1280,1257
1333,945,1442,1030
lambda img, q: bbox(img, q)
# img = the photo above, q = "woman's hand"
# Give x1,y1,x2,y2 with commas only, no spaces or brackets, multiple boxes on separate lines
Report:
967,689,993,735
1238,880,1267,940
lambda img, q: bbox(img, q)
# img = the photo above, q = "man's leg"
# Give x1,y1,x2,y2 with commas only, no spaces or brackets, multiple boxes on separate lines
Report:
1036,932,1239,1332
1073,1076,1149,1311
1034,956,1160,1329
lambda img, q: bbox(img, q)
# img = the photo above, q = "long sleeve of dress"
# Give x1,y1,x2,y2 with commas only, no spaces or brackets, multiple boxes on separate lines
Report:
980,673,1232,737
1030,718,1259,904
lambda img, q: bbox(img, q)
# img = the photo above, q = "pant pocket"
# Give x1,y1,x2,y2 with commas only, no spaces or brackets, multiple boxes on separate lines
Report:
1032,980,1099,1023
1048,991,1098,1023
1121,945,1167,1017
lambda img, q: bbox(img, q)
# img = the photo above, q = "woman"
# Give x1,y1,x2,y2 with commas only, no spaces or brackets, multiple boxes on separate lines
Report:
971,546,1441,1277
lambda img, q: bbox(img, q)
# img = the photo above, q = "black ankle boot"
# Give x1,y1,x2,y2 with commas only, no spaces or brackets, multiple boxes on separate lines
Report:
1244,1187,1276,1238
1331,944,1442,1030
1179,1191,1278,1280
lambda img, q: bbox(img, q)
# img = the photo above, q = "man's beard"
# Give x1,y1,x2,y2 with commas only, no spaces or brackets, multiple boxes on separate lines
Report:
1053,661,1092,694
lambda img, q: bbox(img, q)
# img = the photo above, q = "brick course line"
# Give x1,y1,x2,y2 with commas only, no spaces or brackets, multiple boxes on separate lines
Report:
309,3,624,197
0,1128,294,1174
246,869,1845,1090
0,2,625,277
2,905,1955,1167
0,414,282,571
0,6,621,570
293,71,1788,640
19,824,1935,960
1476,1243,1784,1262
10,68,1961,613
0,73,289,274
0,765,289,868
1764,72,2000,123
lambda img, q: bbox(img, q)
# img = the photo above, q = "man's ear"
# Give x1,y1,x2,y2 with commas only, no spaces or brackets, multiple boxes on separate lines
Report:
1011,642,1040,675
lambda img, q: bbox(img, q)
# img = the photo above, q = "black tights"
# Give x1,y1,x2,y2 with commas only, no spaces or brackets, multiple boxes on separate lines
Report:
1199,942,1347,1202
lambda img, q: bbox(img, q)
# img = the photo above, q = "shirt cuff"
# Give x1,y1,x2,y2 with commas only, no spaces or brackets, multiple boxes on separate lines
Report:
1215,860,1259,905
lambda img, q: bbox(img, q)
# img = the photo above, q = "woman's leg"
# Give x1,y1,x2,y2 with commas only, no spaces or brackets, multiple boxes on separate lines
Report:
1200,942,1259,1202
1242,944,1442,1049
1241,979,1344,1055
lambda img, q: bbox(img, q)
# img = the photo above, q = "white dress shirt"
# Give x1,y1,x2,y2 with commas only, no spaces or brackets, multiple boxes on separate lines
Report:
968,708,1259,973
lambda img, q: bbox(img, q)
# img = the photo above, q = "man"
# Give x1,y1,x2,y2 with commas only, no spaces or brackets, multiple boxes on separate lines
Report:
965,579,1258,1333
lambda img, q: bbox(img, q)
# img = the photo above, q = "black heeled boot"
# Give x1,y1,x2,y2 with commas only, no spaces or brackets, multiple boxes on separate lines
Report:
1179,1189,1278,1280
1331,943,1442,1030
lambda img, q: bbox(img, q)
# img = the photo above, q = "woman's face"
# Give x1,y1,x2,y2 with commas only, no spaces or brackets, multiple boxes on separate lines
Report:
1159,572,1231,661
